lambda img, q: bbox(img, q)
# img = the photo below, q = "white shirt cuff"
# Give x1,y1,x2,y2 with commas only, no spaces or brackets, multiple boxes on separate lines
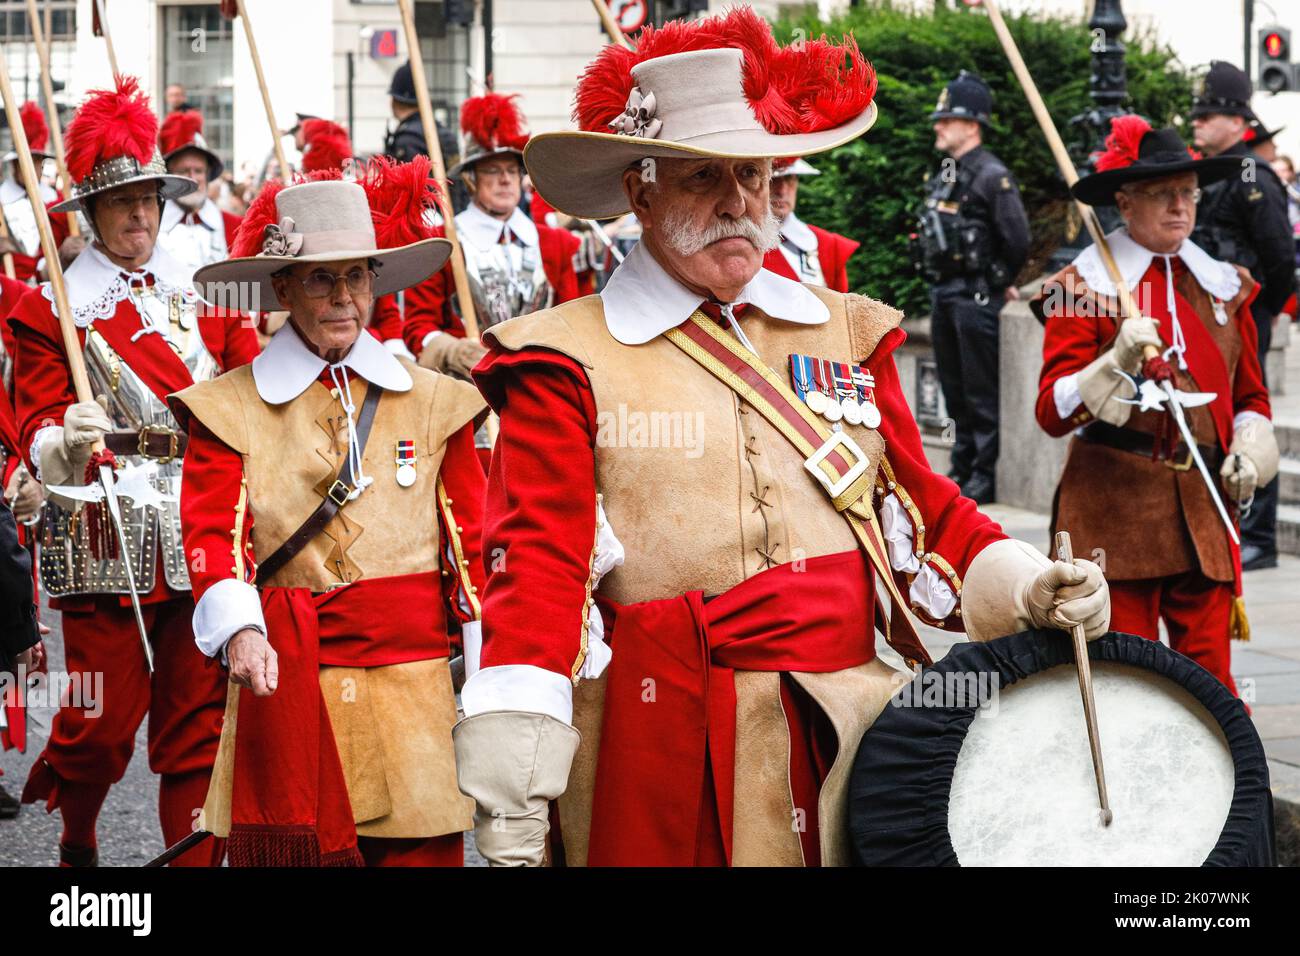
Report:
421,330,444,349
1054,373,1083,421
461,664,574,724
910,565,958,621
879,493,922,574
462,620,483,677
192,578,266,662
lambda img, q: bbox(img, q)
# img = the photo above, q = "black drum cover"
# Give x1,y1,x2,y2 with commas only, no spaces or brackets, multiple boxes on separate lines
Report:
848,630,1275,866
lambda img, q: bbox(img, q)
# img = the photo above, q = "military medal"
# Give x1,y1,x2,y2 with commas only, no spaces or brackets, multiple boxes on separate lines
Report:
806,389,829,415
851,366,882,428
395,440,417,488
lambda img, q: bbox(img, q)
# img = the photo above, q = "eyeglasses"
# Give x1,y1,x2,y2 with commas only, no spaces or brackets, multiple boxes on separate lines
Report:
1128,186,1202,206
101,192,163,212
284,266,377,299
474,164,522,182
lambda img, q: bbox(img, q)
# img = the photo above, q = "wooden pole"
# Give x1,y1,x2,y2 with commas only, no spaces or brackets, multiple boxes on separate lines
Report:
980,0,1150,350
92,0,119,77
591,0,632,49
234,0,291,182
0,44,91,402
26,0,78,237
395,0,480,342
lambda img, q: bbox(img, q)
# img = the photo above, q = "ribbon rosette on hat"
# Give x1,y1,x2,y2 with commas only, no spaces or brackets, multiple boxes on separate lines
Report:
608,87,662,139
261,217,304,257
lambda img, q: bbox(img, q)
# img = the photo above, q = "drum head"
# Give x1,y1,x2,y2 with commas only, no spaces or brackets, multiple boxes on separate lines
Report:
848,631,1275,867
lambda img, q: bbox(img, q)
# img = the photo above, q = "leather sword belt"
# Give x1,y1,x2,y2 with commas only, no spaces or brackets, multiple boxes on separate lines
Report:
104,425,186,463
1079,420,1222,472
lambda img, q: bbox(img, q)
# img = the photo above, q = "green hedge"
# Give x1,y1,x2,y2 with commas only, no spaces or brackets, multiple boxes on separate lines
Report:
772,1,1193,317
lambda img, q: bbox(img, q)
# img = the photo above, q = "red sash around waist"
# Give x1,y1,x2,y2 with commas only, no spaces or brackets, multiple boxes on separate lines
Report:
585,549,875,866
315,571,449,667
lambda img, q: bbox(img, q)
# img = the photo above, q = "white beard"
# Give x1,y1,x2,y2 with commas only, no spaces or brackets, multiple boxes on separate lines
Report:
176,188,206,212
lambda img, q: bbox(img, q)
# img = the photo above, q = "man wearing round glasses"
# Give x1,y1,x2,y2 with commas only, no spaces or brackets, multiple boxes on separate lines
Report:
1032,116,1279,694
169,163,489,867
401,91,580,382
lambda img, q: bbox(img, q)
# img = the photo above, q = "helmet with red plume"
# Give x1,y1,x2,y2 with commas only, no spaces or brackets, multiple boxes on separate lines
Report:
53,75,195,214
300,119,354,174
159,109,224,179
448,92,530,178
2,102,53,163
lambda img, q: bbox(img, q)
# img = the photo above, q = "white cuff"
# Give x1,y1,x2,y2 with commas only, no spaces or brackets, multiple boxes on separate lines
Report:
462,620,483,677
1233,410,1270,430
879,493,922,574
460,664,573,724
30,424,62,483
1054,373,1083,421
421,330,444,349
383,337,416,361
579,612,612,679
193,578,266,661
910,565,958,621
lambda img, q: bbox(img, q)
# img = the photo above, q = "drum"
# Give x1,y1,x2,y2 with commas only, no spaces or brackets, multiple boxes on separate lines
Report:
848,630,1275,866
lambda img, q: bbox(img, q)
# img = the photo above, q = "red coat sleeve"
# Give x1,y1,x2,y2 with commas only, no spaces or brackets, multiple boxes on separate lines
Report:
437,422,487,630
866,327,1007,627
8,288,81,462
369,293,404,344
474,346,598,679
402,264,459,357
1034,292,1110,438
538,225,581,305
1230,301,1271,419
179,419,255,602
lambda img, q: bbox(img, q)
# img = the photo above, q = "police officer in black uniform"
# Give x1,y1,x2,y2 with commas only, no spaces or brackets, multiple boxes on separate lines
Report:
383,59,467,213
916,71,1030,505
1191,61,1295,570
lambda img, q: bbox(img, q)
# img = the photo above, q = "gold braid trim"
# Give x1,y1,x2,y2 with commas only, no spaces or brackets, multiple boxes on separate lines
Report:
572,494,601,684
876,456,926,559
437,476,481,620
231,476,250,579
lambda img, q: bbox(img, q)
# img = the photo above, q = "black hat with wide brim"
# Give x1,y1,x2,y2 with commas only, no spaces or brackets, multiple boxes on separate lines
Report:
1072,126,1242,207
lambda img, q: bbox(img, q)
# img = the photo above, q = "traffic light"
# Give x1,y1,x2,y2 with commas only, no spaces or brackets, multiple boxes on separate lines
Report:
1258,26,1298,92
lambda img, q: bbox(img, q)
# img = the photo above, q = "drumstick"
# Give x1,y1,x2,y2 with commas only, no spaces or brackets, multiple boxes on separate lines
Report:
1054,531,1113,826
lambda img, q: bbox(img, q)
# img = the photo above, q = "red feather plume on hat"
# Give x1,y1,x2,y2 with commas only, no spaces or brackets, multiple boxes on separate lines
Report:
460,93,530,152
159,109,204,156
302,133,353,174
18,102,50,153
573,6,876,137
229,157,440,259
64,75,159,183
1094,114,1152,172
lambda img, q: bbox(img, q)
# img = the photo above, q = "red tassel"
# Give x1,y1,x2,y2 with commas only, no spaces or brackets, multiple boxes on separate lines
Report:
1141,354,1175,383
83,449,119,561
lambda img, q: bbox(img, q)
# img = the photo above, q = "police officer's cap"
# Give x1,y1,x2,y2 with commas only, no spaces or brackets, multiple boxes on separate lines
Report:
388,60,419,106
1191,61,1253,119
929,71,992,126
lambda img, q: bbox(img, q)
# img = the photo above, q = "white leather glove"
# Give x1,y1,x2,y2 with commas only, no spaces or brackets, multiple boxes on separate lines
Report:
962,539,1111,643
39,397,113,490
1220,417,1279,502
418,332,488,378
453,710,579,867
1113,314,1161,372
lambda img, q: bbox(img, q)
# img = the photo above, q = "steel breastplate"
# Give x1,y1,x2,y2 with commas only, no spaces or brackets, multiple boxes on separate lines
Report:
40,287,216,597
460,237,553,330
2,195,42,257
157,216,230,272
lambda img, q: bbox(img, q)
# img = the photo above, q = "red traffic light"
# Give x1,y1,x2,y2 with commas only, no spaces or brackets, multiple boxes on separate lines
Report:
1265,31,1287,59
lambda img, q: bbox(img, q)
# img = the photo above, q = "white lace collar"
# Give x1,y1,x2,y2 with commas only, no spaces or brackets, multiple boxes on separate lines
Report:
160,197,224,235
252,318,413,405
780,212,818,253
42,242,199,328
0,178,56,205
456,201,539,251
599,238,830,345
1072,227,1241,302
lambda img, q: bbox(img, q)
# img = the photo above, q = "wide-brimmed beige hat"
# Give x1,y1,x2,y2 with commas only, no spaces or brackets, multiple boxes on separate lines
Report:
524,8,878,220
194,177,451,303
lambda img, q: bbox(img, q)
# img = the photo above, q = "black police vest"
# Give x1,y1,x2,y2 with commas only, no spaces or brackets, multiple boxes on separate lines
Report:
913,152,1010,292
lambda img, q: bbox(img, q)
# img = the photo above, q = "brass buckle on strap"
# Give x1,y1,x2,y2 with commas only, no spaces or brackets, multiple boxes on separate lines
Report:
804,429,869,499
137,424,179,463
327,479,353,507
1164,445,1195,471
